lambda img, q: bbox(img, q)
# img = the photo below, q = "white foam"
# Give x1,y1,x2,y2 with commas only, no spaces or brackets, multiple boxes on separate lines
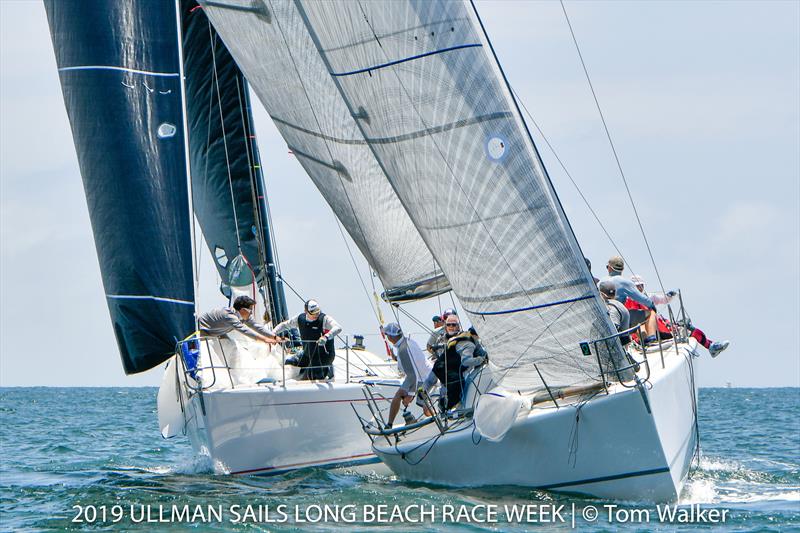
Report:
680,479,717,504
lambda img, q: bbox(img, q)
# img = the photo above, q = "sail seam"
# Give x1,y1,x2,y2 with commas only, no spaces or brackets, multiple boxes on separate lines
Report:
464,294,593,316
330,43,482,77
106,294,194,306
58,65,179,77
273,111,510,146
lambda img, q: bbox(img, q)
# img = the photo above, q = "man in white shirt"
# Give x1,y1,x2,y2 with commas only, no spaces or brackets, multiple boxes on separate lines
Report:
382,322,431,428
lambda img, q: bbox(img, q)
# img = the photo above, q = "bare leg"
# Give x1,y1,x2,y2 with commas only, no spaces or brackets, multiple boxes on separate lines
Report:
387,390,404,426
645,310,658,338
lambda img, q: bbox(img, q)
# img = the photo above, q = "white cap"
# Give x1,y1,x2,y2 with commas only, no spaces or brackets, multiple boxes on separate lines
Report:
305,299,320,314
382,322,402,337
630,274,646,287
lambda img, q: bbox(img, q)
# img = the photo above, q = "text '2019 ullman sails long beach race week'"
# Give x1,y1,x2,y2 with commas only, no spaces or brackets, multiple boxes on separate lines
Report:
1,0,799,531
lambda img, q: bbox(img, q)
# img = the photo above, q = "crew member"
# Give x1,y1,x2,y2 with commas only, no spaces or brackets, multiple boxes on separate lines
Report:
382,322,432,428
273,300,342,380
599,255,658,343
422,314,486,411
599,280,630,343
197,295,279,344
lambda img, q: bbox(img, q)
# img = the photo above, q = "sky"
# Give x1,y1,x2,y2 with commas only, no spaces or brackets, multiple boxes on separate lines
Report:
1,0,798,388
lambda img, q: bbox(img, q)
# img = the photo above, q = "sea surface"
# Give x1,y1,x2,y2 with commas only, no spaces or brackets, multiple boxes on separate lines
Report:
0,387,798,532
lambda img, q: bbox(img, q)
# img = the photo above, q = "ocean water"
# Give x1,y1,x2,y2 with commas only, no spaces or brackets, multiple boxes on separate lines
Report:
0,387,797,532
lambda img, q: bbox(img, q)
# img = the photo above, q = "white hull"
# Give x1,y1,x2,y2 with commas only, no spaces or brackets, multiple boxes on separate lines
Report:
158,338,412,476
371,341,700,501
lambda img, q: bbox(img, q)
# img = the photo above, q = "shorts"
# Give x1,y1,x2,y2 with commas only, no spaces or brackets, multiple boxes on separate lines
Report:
629,309,648,328
400,374,418,393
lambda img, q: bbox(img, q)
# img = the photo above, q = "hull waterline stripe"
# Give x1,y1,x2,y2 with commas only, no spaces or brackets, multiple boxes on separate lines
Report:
248,396,393,408
535,466,670,491
58,65,180,77
331,43,482,77
231,452,379,475
464,294,593,316
106,294,194,306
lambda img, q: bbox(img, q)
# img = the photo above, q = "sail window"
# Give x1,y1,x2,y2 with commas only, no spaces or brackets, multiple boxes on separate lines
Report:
157,122,177,139
214,246,228,268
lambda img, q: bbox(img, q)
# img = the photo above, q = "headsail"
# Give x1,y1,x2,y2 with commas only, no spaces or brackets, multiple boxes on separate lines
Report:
44,1,195,374
181,1,287,321
290,0,625,389
196,0,450,302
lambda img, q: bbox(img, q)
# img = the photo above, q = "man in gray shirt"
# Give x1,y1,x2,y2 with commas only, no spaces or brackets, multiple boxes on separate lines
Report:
599,280,630,344
198,295,278,344
599,255,657,343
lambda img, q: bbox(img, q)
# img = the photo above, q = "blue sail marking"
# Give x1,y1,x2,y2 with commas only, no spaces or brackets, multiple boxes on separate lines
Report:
331,43,482,77
464,294,594,316
58,65,180,77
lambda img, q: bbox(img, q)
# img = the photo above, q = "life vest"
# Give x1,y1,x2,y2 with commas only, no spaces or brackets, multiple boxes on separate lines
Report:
625,299,647,311
434,333,470,384
296,312,335,365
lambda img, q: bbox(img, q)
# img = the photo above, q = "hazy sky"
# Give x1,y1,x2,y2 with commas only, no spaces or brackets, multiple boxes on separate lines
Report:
1,0,798,387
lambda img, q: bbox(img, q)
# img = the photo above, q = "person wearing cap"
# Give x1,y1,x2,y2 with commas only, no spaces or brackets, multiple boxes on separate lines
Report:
600,255,658,343
273,300,342,380
629,276,730,358
421,314,486,411
598,281,630,341
426,308,456,359
382,322,432,428
198,295,280,344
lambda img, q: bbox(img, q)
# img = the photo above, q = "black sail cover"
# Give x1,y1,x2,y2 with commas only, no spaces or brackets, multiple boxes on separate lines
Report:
45,1,195,374
181,1,287,322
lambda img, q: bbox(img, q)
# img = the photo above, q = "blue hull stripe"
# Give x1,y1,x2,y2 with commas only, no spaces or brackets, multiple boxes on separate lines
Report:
464,294,593,316
331,43,482,77
244,456,382,477
536,466,670,490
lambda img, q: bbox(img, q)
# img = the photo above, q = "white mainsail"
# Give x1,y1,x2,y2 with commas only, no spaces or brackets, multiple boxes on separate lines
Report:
198,0,449,301
201,0,625,390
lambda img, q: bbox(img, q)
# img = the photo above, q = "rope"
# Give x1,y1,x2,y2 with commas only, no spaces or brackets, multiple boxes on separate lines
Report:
560,0,666,293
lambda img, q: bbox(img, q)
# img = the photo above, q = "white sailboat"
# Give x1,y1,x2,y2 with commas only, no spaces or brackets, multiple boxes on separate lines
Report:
44,0,428,476
195,0,705,500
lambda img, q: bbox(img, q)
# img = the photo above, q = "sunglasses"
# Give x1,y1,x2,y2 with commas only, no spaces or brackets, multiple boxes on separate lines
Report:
445,323,460,328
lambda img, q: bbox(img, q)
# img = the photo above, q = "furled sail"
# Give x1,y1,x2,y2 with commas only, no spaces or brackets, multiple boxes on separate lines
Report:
197,0,450,302
181,1,287,321
290,0,626,389
44,1,195,374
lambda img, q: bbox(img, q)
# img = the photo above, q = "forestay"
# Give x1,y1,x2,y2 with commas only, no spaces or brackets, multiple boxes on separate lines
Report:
293,0,624,390
45,0,195,374
198,0,450,302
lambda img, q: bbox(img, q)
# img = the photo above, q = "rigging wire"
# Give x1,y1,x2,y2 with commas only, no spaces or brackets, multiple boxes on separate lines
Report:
334,216,383,325
207,23,243,252
234,75,274,314
559,0,666,293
